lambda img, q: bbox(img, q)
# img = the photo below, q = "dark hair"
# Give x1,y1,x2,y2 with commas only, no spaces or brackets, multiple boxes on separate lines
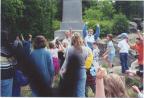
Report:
49,42,55,49
136,37,141,40
107,34,113,40
93,41,98,45
33,35,48,49
26,34,32,40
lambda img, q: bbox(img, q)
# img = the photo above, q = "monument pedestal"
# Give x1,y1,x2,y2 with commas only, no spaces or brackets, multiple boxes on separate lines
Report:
54,30,83,39
54,0,83,39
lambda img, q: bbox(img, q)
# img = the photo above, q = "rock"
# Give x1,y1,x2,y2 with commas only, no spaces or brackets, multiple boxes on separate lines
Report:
128,21,137,33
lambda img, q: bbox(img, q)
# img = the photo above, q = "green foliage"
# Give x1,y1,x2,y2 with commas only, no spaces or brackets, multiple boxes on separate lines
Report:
83,0,115,20
125,77,140,88
113,13,129,34
2,0,60,40
1,0,24,18
96,1,115,20
84,9,103,21
83,0,129,36
53,20,61,31
1,0,25,38
114,1,143,20
100,20,113,36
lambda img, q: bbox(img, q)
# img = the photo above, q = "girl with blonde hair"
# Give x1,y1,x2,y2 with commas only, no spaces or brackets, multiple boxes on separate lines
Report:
96,67,128,97
60,32,89,97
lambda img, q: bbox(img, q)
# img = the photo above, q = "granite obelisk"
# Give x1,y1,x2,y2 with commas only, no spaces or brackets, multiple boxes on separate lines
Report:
54,0,83,39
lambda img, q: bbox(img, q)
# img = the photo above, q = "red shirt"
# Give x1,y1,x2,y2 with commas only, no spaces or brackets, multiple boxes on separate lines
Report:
131,43,144,65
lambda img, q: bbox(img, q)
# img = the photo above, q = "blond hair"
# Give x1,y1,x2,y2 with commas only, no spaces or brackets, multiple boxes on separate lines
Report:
71,32,83,52
103,74,128,97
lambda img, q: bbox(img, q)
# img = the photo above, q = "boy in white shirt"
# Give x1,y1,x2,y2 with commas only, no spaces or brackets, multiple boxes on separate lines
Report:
118,33,130,73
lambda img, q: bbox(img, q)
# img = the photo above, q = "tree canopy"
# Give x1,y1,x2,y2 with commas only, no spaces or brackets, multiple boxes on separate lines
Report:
1,0,143,40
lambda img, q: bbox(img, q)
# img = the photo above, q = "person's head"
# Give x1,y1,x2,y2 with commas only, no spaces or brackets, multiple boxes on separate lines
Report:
16,35,20,40
71,32,83,48
69,28,73,36
93,42,98,49
88,29,94,36
103,74,128,97
25,34,32,41
136,37,143,44
107,34,113,41
65,31,71,38
33,35,48,49
62,41,68,48
49,42,55,49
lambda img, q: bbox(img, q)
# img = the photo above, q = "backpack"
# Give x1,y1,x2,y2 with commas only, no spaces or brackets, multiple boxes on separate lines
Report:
90,65,97,76
85,48,93,69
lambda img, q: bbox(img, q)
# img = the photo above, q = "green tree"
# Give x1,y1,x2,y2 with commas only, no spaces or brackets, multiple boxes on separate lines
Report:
2,0,60,40
114,1,144,20
83,0,115,20
113,13,129,34
1,0,24,38
97,1,115,20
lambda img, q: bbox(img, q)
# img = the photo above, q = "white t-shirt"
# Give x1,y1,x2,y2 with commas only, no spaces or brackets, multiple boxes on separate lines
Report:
85,35,95,49
107,41,115,54
85,35,95,43
118,39,130,53
49,48,59,58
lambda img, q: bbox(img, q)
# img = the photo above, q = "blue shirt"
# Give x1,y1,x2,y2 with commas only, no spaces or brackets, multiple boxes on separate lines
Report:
23,40,32,56
30,48,54,85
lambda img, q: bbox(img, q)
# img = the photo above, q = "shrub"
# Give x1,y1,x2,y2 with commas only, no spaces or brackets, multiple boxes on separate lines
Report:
83,8,103,21
100,20,113,36
53,20,60,31
113,13,129,34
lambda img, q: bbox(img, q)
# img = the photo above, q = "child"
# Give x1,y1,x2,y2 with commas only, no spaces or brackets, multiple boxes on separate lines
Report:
85,42,100,96
92,42,100,71
103,34,115,73
49,42,64,80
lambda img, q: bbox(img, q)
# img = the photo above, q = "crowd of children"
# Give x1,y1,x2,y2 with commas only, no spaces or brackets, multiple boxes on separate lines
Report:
1,26,143,97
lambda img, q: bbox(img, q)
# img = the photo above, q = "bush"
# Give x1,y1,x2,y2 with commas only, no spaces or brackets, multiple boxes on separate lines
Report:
113,13,129,34
53,20,60,31
100,20,113,36
83,8,103,21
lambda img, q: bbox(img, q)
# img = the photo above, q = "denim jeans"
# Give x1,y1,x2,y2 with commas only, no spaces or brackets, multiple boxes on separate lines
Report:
75,68,86,97
1,78,13,97
120,53,129,73
12,77,21,97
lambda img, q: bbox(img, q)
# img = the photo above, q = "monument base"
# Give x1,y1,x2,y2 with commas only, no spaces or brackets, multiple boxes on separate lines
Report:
54,30,83,39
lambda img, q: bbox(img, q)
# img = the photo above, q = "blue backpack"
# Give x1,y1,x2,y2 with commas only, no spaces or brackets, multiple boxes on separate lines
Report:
90,65,97,76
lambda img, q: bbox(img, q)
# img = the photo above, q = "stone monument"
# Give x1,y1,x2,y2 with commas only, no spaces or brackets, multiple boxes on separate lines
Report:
54,0,83,39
